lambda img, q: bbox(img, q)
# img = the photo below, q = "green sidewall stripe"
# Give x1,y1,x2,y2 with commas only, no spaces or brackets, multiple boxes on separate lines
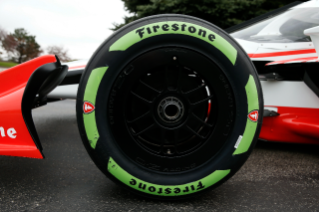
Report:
83,66,108,149
233,75,259,155
108,157,230,196
109,21,237,65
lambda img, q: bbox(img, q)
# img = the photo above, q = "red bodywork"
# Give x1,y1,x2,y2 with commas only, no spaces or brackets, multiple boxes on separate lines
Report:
260,106,319,144
0,55,57,159
247,49,317,59
266,57,319,65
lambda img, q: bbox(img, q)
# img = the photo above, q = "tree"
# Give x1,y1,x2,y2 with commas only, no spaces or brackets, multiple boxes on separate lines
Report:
0,27,8,58
2,34,17,54
2,28,42,63
113,0,308,31
0,27,6,41
46,45,72,62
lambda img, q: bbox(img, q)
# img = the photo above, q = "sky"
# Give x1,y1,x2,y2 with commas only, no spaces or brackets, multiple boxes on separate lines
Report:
0,0,130,60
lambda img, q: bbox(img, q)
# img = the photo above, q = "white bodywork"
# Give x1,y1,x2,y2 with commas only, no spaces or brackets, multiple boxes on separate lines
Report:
304,25,319,58
261,81,319,108
233,0,319,109
232,0,319,61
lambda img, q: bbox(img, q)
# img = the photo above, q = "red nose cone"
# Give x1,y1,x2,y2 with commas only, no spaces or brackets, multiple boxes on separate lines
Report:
248,110,258,122
83,101,95,114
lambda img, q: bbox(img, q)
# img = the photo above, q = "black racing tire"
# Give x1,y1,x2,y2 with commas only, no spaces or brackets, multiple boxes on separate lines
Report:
76,14,263,200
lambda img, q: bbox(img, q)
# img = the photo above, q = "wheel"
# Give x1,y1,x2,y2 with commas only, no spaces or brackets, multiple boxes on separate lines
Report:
76,14,263,200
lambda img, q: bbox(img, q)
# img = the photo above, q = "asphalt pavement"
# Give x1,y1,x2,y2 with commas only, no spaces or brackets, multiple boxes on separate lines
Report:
1,100,319,211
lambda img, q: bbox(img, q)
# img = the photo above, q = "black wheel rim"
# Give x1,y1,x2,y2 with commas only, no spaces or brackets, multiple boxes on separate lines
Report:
108,47,236,173
127,60,216,157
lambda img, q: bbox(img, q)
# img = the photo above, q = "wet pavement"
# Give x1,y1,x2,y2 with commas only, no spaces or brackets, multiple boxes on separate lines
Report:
0,100,319,211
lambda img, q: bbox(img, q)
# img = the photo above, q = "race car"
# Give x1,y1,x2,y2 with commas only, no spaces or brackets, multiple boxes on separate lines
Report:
0,0,317,200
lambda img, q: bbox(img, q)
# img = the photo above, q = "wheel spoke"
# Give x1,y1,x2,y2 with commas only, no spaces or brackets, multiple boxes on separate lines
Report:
131,91,152,104
186,125,207,139
191,95,213,106
132,124,155,136
165,66,170,88
172,129,181,155
175,66,182,91
192,113,213,128
127,111,150,124
159,128,166,154
182,84,205,95
139,80,162,94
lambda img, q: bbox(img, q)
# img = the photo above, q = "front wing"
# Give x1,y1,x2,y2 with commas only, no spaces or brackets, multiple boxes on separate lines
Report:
0,55,67,158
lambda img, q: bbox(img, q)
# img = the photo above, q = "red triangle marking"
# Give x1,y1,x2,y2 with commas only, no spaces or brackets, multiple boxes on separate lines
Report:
248,110,258,122
83,101,95,114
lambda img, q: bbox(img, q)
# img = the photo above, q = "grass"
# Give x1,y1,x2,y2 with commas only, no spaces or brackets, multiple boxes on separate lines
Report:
0,61,18,68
